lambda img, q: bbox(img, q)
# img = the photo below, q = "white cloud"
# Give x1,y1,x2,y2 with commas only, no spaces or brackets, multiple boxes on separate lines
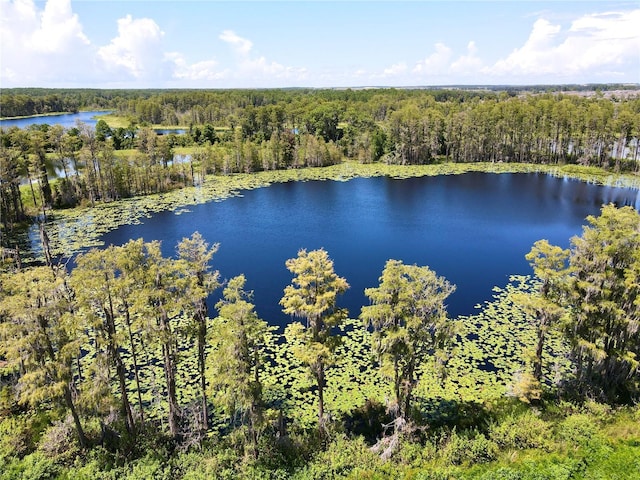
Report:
31,0,89,53
97,15,166,80
7,1,634,88
450,41,483,75
0,0,233,87
218,30,308,84
238,56,308,82
219,29,253,56
382,62,407,77
0,0,93,85
405,41,482,81
165,52,229,81
488,10,640,79
0,1,308,87
413,43,452,75
374,8,639,86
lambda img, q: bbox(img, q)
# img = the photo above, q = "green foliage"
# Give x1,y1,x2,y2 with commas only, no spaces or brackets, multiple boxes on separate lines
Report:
0,451,60,480
361,260,456,418
292,435,380,480
0,415,32,460
281,248,349,428
37,415,80,459
489,410,552,451
211,274,269,453
564,204,640,401
510,372,543,404
556,413,608,454
440,430,499,466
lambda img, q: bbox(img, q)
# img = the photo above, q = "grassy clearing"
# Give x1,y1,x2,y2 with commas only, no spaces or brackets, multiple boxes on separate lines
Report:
98,114,132,129
99,114,229,132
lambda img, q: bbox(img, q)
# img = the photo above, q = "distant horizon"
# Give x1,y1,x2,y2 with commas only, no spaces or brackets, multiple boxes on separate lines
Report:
3,83,640,92
1,1,638,89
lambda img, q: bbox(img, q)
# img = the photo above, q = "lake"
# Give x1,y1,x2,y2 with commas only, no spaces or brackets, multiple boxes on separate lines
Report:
98,173,640,327
0,112,187,136
0,111,111,129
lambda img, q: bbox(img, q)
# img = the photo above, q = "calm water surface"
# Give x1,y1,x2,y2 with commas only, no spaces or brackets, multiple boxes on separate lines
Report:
0,111,111,129
99,173,640,326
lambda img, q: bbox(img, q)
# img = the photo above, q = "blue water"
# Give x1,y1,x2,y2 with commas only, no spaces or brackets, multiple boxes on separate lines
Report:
0,111,111,129
155,129,187,135
98,173,640,327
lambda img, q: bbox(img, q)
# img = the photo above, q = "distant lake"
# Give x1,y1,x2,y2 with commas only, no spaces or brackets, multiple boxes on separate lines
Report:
156,128,187,135
98,173,640,327
0,111,111,129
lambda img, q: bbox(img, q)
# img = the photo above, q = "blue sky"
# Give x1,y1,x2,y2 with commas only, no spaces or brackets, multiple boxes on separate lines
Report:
1,1,638,88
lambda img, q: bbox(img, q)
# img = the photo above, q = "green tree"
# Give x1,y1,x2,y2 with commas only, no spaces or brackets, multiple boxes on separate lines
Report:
138,240,193,438
211,275,269,456
71,247,137,435
565,204,640,402
95,119,112,142
0,139,26,229
27,128,53,208
202,123,217,145
360,260,456,420
280,248,349,429
0,266,88,448
516,240,570,391
78,122,101,206
111,240,149,424
177,232,220,430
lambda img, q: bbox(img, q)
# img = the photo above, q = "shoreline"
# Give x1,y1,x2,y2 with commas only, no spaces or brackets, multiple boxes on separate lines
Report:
0,109,111,121
10,161,640,263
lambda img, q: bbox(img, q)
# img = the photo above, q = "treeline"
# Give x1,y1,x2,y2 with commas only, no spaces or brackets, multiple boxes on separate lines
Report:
0,88,161,118
1,88,639,232
0,205,638,469
0,121,343,231
94,88,640,170
0,93,80,119
1,84,636,118
111,88,640,167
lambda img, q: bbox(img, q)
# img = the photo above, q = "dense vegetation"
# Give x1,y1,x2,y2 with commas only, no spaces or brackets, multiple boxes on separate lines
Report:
1,87,639,477
2,87,639,238
0,204,638,479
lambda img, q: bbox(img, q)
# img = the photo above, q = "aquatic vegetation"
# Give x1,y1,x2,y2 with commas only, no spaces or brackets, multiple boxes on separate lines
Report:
31,162,640,263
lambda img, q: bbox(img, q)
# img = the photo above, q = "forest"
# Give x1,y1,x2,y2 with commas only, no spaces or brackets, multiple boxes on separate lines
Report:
2,87,640,236
0,87,639,479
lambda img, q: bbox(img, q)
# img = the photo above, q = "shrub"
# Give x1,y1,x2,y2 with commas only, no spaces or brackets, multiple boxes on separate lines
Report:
556,413,605,452
0,452,59,480
489,410,551,450
440,430,498,466
177,448,241,480
511,372,542,404
293,435,381,479
0,416,29,461
38,415,79,458
413,469,451,480
342,399,391,444
477,467,522,480
397,438,437,466
580,399,612,422
125,454,170,480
